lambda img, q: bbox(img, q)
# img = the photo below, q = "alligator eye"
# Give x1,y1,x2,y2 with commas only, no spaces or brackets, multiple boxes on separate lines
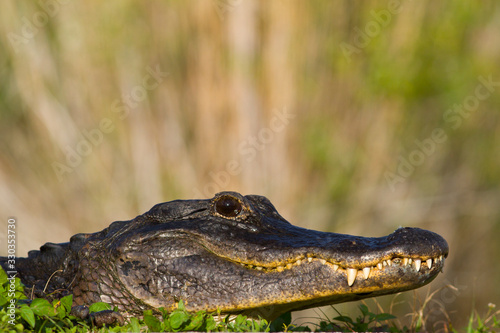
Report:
215,196,242,217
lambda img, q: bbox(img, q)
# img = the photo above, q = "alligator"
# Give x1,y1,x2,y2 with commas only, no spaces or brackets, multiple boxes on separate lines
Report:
1,191,448,325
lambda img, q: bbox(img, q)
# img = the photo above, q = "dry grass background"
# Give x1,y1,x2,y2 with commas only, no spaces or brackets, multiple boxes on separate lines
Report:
1,1,499,330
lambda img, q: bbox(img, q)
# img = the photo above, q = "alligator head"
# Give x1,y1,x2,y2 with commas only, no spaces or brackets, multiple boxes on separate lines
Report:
2,191,448,321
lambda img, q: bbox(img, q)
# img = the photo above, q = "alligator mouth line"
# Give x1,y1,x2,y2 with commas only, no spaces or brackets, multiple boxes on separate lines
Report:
230,254,446,286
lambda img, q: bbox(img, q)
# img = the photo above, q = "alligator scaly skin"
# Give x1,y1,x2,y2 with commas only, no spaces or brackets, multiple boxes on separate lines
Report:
1,192,449,321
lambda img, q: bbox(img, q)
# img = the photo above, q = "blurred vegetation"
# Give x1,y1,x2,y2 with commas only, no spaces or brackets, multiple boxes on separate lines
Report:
0,0,499,331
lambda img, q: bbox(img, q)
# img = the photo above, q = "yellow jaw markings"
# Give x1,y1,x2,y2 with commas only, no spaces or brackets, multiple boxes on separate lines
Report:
231,254,446,286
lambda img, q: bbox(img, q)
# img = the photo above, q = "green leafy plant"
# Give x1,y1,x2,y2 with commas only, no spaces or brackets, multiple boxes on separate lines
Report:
3,267,499,332
269,312,311,332
142,300,270,332
1,268,272,332
325,304,398,332
269,304,398,332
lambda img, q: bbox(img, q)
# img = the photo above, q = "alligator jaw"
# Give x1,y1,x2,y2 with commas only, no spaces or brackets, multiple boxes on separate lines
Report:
233,253,446,287
238,254,446,319
110,192,448,320
121,233,447,321
189,227,447,319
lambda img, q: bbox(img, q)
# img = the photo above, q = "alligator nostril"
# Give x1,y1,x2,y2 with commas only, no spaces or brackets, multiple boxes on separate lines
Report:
215,195,243,217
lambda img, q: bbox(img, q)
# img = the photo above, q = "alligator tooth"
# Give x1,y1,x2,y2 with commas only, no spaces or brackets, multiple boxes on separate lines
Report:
377,263,383,270
256,266,263,270
286,263,293,269
332,264,339,271
277,266,284,272
439,255,443,261
319,259,327,265
383,260,387,266
403,258,409,266
347,268,357,286
386,259,392,266
409,258,412,264
362,267,371,279
414,259,421,272
308,257,313,263
426,259,432,269
296,259,302,265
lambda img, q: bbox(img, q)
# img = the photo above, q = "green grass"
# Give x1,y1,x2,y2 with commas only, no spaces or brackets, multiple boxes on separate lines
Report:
2,268,499,332
459,304,500,333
